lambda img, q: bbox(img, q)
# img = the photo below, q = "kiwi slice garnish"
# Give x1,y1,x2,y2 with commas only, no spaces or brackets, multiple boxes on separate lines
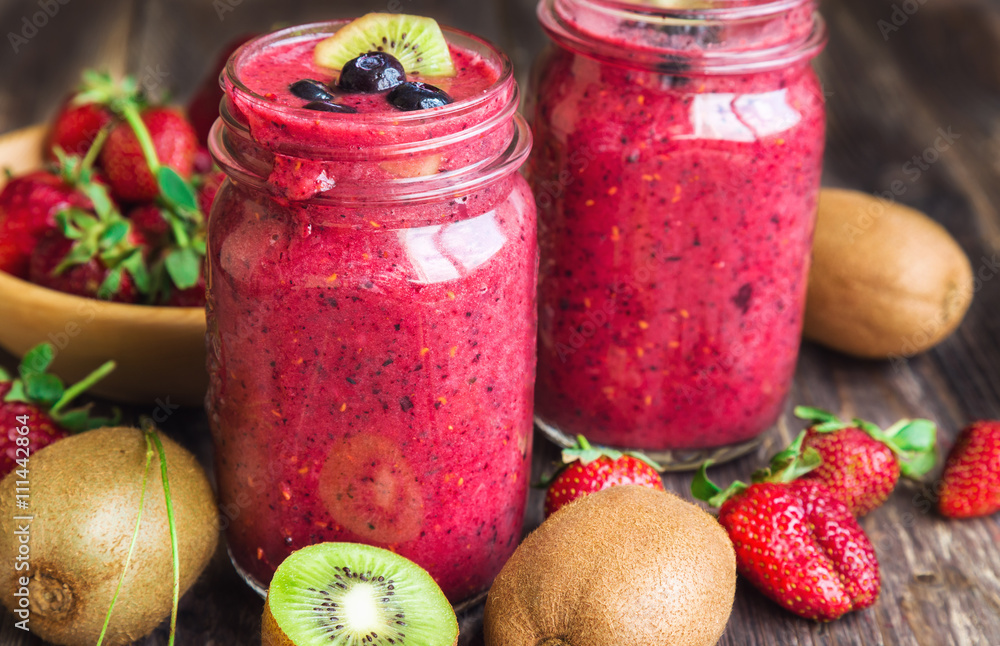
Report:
314,13,456,77
262,542,459,646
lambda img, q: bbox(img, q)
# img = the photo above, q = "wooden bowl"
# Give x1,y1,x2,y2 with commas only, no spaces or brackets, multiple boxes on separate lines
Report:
0,125,208,406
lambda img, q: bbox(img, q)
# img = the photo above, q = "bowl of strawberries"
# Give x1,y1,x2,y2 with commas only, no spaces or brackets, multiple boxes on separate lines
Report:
0,71,222,407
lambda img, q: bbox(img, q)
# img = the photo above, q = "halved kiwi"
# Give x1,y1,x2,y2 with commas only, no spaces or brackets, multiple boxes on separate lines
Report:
314,14,456,77
262,542,459,646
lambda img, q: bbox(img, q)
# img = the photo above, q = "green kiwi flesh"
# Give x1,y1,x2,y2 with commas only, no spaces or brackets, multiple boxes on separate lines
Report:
314,13,456,77
263,542,458,646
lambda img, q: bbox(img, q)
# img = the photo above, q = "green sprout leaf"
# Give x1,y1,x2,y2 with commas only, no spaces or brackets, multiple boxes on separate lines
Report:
164,247,201,290
19,343,55,378
158,167,198,212
97,266,124,300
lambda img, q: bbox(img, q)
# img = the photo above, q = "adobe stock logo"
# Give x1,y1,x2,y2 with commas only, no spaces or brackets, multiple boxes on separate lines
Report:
7,0,71,54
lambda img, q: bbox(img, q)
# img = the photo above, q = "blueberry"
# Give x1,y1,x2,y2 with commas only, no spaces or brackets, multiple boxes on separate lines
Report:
303,100,357,113
338,52,406,93
289,79,334,101
387,82,453,112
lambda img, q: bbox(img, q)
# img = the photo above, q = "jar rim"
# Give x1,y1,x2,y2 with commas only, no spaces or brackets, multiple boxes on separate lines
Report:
224,21,515,127
538,0,827,74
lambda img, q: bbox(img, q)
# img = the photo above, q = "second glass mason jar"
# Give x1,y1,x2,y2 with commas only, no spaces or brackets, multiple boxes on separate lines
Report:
207,22,536,605
530,0,827,466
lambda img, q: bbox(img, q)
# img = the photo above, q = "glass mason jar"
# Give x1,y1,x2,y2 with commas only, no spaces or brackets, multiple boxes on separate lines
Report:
206,22,536,605
530,0,827,467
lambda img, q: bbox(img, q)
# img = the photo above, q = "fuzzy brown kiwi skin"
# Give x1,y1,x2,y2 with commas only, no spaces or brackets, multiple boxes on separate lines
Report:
484,485,736,646
0,427,218,646
261,598,295,646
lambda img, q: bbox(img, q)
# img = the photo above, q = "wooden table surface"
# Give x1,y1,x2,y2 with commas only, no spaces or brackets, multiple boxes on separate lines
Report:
1,0,999,644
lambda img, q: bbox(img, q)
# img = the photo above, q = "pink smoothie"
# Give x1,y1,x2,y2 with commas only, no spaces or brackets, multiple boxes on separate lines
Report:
531,4,825,453
207,25,536,603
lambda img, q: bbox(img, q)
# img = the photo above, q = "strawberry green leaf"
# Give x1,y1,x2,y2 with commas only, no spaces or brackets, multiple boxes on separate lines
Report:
812,420,848,433
898,449,937,479
19,343,55,378
756,431,823,484
794,406,839,424
691,460,747,508
54,405,122,433
158,167,197,212
164,247,201,290
97,266,124,300
3,379,28,403
885,419,937,453
0,365,10,381
121,251,151,294
23,373,65,406
98,220,129,249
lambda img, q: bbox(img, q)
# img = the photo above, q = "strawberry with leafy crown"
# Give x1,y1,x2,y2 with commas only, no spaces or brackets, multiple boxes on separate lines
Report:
792,406,937,516
0,343,118,479
938,421,1000,519
67,71,208,304
693,432,881,622
101,106,198,203
543,434,664,517
0,170,92,278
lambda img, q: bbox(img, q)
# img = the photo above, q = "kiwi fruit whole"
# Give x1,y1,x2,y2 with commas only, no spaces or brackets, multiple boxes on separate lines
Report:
0,427,218,646
484,485,735,646
262,542,458,646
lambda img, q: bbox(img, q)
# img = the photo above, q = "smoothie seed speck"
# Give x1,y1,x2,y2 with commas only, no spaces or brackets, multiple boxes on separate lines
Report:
672,184,682,202
669,341,681,348
450,346,457,357
642,174,654,182
636,347,644,357
447,291,456,299
326,274,338,283
585,199,595,206
339,403,347,412
370,221,381,227
421,347,430,355
611,226,620,241
680,309,690,318
583,298,591,308
645,395,653,406
638,320,649,329
637,95,645,105
608,186,618,196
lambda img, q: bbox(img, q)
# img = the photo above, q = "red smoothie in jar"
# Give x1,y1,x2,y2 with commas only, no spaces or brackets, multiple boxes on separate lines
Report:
207,21,536,603
531,0,826,463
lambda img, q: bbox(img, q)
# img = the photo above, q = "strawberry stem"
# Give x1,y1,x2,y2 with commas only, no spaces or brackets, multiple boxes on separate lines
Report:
48,360,116,417
120,102,161,175
96,433,154,646
80,122,112,176
148,428,180,646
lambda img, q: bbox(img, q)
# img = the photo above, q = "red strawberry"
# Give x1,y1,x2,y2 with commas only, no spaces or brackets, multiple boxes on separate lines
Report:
693,435,881,622
938,421,1000,518
0,343,117,479
0,171,91,278
543,435,663,517
30,230,139,303
793,407,937,516
127,203,170,248
46,100,113,159
0,381,67,478
197,170,225,216
100,107,198,202
187,33,258,144
165,276,206,308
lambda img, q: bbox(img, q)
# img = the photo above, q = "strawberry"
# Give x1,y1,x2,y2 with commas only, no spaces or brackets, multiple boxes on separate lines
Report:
543,434,663,517
164,275,206,308
46,100,113,159
127,203,170,248
0,343,117,479
0,171,91,278
938,421,1000,518
693,434,881,622
792,407,937,516
100,107,198,202
29,228,145,303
